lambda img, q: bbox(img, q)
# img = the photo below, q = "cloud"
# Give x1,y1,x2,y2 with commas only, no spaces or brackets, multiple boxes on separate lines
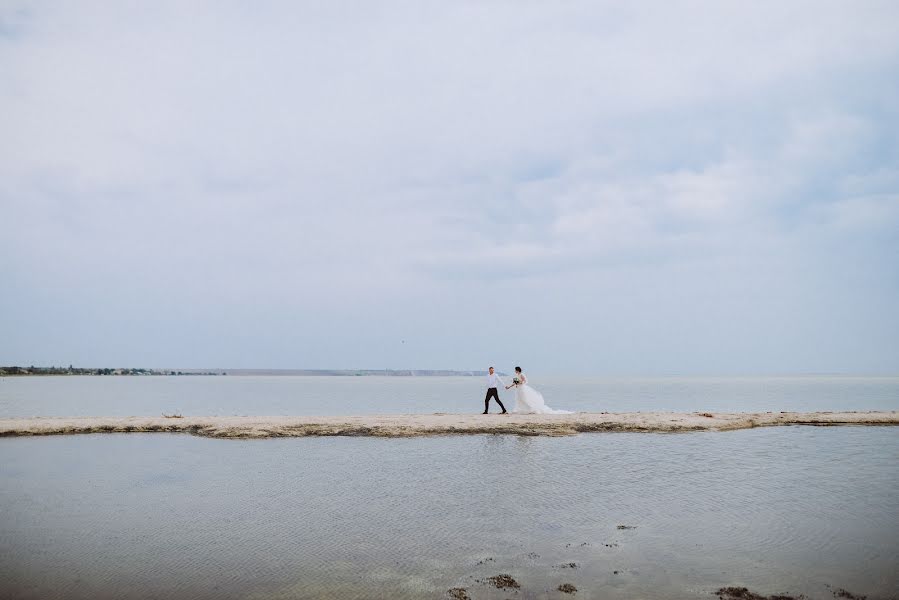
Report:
1,0,898,372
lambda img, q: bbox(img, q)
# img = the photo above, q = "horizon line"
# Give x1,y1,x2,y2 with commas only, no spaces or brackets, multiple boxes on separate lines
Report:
2,365,898,378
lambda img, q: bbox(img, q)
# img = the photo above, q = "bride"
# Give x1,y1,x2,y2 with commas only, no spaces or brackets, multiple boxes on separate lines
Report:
505,367,572,414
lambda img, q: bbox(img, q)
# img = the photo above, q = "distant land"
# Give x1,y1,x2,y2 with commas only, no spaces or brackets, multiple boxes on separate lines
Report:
0,366,493,377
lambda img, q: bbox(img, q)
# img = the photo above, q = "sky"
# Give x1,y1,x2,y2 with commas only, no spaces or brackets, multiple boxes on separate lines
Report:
1,1,898,375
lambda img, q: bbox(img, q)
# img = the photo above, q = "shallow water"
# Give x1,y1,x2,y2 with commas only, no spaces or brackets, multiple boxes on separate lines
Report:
1,375,897,417
1,426,897,599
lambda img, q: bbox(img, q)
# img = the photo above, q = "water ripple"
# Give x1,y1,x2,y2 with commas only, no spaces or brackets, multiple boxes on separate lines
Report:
0,427,897,599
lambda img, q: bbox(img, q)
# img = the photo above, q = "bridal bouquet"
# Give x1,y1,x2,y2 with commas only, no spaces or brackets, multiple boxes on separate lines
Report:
512,378,521,385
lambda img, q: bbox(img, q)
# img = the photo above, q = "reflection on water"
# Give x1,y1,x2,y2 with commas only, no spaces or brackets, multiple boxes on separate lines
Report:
1,375,897,417
1,427,897,599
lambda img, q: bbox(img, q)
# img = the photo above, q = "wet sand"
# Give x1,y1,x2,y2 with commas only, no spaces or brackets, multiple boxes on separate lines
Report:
0,411,896,439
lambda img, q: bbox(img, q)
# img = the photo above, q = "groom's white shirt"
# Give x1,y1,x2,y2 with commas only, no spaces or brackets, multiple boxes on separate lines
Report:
486,373,505,389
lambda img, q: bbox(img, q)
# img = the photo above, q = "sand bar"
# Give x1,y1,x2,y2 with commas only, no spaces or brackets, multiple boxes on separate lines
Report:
0,411,896,439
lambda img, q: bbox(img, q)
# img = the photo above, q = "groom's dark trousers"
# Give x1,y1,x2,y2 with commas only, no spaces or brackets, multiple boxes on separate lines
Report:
484,388,506,413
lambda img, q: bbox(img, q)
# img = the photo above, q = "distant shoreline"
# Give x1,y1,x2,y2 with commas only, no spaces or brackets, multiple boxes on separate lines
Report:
1,411,896,439
0,367,494,377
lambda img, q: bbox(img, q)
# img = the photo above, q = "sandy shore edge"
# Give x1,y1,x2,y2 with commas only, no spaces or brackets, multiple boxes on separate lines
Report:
1,411,896,439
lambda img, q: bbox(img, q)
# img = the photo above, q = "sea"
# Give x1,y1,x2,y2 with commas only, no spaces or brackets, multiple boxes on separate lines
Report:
1,375,897,600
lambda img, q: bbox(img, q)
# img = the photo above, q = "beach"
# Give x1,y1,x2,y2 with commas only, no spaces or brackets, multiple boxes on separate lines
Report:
2,410,896,439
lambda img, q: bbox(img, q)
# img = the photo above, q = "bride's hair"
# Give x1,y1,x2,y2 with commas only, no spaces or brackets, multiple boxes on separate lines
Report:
514,366,521,373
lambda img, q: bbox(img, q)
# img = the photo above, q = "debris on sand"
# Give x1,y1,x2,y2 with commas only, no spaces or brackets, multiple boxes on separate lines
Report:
447,588,470,600
716,587,803,600
162,413,183,418
698,412,715,418
616,525,637,530
475,557,495,565
485,574,520,589
558,583,577,594
525,552,540,559
555,562,578,569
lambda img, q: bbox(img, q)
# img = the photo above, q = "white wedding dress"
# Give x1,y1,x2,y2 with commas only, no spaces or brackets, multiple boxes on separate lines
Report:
511,374,572,414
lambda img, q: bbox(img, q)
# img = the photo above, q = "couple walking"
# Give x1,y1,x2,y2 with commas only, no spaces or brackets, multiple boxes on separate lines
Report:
483,366,572,415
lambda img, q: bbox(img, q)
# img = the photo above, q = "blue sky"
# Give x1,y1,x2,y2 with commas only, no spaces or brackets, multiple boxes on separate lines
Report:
1,1,898,374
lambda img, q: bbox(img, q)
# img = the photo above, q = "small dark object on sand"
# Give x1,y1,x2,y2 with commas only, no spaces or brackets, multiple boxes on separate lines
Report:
476,557,495,565
558,583,577,594
556,562,578,569
447,588,470,600
486,574,520,589
162,413,183,419
698,412,715,418
616,525,636,530
525,552,540,559
613,570,619,574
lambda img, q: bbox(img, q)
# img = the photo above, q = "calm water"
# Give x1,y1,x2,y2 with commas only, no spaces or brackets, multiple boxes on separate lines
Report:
1,427,897,600
1,375,898,417
2,377,897,599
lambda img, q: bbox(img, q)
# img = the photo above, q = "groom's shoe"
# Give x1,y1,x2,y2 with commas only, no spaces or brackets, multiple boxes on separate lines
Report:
482,411,488,414
501,411,508,414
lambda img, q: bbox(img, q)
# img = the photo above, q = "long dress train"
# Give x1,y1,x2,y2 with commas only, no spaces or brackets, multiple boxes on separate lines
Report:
512,375,572,414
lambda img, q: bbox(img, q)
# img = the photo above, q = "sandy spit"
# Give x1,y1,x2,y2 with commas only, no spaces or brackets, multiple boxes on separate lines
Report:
0,411,896,439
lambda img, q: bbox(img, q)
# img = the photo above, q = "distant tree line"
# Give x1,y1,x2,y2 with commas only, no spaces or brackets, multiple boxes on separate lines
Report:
0,366,225,376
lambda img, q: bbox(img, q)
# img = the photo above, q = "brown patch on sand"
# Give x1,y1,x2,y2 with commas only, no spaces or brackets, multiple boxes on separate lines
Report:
447,588,470,600
558,583,577,594
484,574,520,589
716,587,803,600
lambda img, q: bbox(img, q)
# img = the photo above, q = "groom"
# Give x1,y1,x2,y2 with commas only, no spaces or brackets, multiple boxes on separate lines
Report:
483,366,508,414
